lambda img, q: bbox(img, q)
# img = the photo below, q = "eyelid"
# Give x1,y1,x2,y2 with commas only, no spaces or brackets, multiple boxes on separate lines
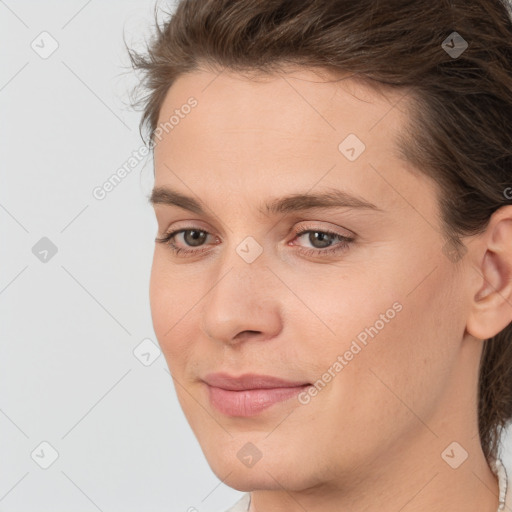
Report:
156,217,214,234
289,221,356,240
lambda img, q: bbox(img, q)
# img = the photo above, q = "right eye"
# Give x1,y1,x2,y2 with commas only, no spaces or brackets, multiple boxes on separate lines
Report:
155,228,218,256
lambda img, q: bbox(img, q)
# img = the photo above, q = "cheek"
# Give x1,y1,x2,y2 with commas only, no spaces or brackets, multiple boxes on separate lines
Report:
149,254,170,340
306,253,462,411
333,262,462,430
149,253,196,368
289,265,403,356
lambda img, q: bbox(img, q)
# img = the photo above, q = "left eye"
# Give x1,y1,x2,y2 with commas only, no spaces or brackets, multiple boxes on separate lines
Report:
290,228,354,256
155,226,354,257
293,228,348,249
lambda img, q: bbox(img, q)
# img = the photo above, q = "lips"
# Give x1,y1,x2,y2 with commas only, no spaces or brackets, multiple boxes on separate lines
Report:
203,373,311,417
203,372,311,390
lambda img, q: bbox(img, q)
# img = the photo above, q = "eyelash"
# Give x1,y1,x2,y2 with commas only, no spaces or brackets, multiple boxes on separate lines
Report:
155,225,354,258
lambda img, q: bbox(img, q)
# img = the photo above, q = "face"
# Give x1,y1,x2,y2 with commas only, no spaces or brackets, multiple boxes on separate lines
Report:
149,67,475,491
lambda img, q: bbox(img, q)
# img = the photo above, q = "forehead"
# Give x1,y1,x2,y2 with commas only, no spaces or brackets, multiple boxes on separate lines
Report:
157,65,409,139
151,66,437,218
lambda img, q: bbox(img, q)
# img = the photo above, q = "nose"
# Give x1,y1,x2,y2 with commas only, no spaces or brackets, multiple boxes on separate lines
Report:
200,241,283,346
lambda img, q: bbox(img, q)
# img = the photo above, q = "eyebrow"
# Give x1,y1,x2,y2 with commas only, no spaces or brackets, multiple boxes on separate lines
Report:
148,186,381,216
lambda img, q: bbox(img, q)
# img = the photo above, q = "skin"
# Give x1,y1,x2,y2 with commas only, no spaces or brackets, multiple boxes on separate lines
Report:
149,66,512,512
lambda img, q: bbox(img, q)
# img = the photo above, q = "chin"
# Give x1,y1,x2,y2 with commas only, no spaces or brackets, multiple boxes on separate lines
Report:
211,463,301,492
202,443,313,492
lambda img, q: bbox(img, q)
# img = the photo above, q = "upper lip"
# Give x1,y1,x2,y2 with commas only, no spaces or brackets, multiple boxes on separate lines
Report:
203,372,311,391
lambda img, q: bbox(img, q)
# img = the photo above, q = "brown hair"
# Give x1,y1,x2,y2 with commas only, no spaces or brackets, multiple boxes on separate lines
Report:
128,0,512,464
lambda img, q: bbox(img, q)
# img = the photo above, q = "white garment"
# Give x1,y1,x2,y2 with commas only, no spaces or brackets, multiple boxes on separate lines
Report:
222,457,511,512
492,457,510,512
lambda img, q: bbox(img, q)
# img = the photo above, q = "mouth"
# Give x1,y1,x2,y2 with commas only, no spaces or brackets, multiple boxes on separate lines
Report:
202,373,312,417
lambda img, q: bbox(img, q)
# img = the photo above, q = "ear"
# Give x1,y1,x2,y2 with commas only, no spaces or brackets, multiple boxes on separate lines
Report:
466,205,512,340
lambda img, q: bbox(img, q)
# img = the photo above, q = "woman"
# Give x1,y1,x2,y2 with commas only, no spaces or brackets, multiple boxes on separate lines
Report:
129,0,512,510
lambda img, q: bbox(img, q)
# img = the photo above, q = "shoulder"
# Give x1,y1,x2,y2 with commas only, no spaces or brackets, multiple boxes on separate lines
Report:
222,492,251,512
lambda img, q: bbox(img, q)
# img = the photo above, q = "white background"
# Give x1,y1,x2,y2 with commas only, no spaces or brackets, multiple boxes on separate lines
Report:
1,1,244,510
1,1,511,511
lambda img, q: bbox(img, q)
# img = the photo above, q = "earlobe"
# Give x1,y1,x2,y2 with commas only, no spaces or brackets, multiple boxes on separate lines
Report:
466,206,512,340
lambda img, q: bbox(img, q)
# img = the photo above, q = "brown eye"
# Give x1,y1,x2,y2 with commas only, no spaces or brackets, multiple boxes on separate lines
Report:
290,226,355,257
182,229,208,247
155,228,213,254
306,231,337,249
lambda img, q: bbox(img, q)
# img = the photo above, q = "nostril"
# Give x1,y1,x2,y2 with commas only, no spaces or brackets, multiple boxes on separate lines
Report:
232,330,263,343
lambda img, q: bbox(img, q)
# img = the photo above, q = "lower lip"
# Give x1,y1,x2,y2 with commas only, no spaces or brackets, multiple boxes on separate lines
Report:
206,384,310,417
